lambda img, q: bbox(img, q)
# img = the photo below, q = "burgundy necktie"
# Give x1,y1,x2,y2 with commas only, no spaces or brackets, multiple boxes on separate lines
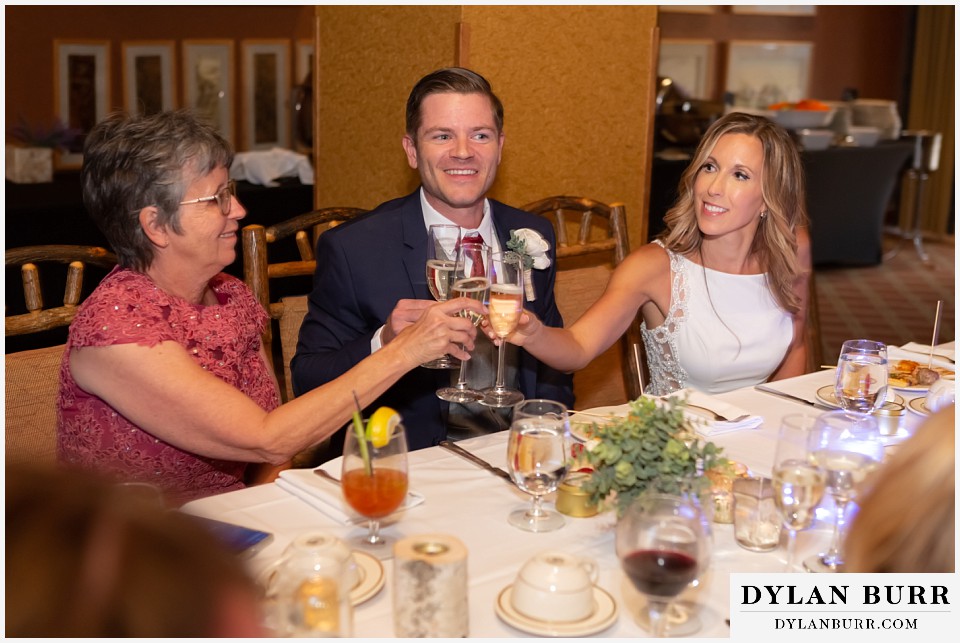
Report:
459,231,485,277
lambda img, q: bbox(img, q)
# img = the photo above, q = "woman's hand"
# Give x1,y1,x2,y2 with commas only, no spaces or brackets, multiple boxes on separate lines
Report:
390,297,483,366
482,309,543,347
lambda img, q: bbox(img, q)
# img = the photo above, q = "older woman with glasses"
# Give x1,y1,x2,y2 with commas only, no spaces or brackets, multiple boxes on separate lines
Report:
58,110,481,506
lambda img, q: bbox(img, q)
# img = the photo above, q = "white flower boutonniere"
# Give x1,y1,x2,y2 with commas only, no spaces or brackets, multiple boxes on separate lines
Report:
506,228,552,301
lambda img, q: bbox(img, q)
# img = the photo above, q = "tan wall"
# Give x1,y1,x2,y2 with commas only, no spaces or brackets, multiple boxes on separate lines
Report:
313,5,658,247
313,6,462,210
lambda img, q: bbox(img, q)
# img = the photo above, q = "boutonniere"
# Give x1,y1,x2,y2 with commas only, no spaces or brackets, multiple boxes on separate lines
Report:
506,228,552,301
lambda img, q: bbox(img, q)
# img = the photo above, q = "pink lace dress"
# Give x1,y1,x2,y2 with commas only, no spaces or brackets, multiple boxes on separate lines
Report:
57,267,280,506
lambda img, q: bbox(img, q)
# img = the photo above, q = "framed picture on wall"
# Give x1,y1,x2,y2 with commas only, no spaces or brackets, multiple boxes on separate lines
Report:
182,40,235,146
53,40,111,169
122,41,176,117
725,41,814,108
658,39,715,100
241,39,291,151
295,39,314,87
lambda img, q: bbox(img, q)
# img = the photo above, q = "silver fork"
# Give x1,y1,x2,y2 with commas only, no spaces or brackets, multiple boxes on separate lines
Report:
313,468,341,485
685,403,749,423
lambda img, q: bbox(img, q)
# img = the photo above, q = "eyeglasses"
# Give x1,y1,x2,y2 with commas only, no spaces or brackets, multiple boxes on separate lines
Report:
178,180,237,216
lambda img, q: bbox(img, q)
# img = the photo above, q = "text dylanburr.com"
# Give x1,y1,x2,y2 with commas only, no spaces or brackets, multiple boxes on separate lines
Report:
730,574,958,640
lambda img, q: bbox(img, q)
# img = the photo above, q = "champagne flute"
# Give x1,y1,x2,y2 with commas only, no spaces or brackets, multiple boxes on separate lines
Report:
803,410,882,573
422,224,461,369
505,399,571,532
835,339,889,413
772,414,826,572
341,420,409,559
479,251,525,408
436,241,491,404
616,492,710,638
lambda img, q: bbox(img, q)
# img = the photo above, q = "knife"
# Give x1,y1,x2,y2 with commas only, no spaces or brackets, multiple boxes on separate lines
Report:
439,440,514,485
753,385,819,407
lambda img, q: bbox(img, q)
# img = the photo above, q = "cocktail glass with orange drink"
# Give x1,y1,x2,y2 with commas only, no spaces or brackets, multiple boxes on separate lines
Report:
341,407,409,558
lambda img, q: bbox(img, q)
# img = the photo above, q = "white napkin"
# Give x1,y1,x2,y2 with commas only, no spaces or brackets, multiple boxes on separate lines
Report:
662,388,763,436
276,467,424,525
893,342,956,366
229,148,314,187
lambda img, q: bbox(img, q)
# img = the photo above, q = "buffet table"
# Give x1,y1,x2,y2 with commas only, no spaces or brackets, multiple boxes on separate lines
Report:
182,365,936,638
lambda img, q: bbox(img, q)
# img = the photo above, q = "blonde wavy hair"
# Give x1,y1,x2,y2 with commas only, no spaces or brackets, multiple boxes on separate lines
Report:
660,112,808,314
843,405,955,573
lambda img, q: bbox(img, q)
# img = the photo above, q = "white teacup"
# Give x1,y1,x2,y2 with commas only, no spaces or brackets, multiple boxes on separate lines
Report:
926,378,955,413
511,551,598,622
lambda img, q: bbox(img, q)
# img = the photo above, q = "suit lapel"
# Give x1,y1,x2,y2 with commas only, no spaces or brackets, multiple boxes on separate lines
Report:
400,193,430,300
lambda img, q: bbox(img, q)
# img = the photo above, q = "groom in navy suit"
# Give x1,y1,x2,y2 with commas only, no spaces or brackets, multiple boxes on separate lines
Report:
291,68,573,452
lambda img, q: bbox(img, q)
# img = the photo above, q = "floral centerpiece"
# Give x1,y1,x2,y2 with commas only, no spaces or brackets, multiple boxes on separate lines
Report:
578,395,730,516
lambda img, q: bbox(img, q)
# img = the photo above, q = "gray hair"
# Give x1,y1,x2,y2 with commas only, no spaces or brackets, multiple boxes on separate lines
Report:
81,110,233,271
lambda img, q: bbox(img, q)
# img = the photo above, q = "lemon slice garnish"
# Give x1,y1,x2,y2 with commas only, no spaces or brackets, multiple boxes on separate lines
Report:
366,407,400,448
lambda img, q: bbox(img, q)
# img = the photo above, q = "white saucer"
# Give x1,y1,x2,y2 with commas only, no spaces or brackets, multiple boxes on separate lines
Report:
906,397,931,417
815,385,904,409
495,584,618,637
260,550,384,607
350,550,385,605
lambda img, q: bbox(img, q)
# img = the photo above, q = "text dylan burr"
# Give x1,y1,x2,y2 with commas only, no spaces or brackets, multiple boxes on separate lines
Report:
742,585,949,606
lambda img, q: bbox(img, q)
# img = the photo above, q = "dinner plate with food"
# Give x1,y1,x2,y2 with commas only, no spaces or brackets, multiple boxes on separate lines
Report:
815,385,904,409
887,359,955,393
568,405,630,443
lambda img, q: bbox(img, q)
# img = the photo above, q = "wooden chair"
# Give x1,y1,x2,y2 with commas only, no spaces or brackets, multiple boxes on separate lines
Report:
5,344,65,466
522,196,644,409
5,245,117,336
805,271,824,373
242,207,366,400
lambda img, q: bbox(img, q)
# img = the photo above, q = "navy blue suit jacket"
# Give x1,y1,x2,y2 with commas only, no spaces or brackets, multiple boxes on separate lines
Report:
290,189,574,451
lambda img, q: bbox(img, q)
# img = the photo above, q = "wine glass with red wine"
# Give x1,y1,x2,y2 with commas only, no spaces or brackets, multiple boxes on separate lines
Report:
615,492,710,637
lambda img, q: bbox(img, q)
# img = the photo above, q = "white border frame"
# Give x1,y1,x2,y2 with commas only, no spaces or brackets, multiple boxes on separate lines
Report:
54,40,111,169
725,41,814,108
659,5,716,14
241,39,291,151
658,39,715,100
182,40,235,146
122,41,176,117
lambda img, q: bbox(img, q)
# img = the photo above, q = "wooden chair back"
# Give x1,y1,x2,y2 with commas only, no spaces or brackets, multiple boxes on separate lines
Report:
242,207,366,398
5,344,65,466
5,245,117,336
522,196,644,408
805,271,824,373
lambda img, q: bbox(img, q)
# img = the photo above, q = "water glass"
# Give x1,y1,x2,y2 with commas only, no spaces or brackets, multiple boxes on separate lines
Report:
834,339,888,413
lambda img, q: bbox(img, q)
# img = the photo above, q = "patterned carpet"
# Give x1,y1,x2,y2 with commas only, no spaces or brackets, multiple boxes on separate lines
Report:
815,236,956,365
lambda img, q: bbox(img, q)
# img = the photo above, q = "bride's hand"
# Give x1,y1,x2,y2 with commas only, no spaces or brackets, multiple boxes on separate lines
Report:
482,310,543,347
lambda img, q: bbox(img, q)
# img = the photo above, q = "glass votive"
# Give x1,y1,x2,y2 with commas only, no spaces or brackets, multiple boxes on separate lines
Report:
872,401,904,436
732,477,782,552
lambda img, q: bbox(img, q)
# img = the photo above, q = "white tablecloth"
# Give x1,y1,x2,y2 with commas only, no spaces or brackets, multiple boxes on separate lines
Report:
182,368,928,638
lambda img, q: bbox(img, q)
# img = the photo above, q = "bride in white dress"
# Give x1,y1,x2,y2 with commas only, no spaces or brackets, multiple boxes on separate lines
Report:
493,111,812,396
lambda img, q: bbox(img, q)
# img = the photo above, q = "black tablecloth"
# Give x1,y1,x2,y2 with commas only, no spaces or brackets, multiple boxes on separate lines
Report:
649,141,915,266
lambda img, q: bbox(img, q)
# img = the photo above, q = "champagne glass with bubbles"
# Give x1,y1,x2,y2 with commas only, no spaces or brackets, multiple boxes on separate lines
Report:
436,241,491,404
506,399,571,532
479,251,525,408
803,410,882,572
772,414,826,572
422,224,461,369
834,339,888,413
